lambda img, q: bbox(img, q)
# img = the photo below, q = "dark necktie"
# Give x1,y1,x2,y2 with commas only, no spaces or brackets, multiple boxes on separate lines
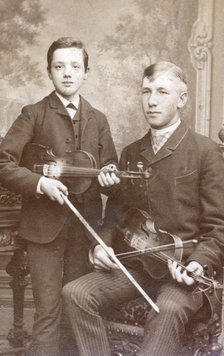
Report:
67,103,76,109
66,103,77,119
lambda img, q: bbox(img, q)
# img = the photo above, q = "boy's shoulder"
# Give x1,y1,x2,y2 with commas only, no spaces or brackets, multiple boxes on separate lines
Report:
80,96,107,120
22,91,54,111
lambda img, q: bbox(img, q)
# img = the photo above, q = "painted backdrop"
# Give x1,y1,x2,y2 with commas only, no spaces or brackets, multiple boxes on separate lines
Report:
0,0,198,155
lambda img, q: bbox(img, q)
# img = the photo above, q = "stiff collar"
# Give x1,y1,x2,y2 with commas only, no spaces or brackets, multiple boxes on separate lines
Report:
55,91,80,109
151,118,181,137
139,120,189,164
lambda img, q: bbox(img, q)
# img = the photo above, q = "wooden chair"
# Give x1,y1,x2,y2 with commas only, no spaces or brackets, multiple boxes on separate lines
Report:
103,288,223,356
0,185,29,355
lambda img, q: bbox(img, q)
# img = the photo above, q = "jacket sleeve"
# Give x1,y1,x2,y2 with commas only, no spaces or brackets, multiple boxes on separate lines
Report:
186,143,224,274
0,106,42,196
95,147,130,247
97,113,118,168
95,112,118,198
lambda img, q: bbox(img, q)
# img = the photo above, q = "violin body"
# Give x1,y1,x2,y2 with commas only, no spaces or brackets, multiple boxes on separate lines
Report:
115,207,183,279
21,143,97,194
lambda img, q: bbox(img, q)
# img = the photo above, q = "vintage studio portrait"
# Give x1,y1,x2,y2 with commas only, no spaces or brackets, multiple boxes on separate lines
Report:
0,1,223,356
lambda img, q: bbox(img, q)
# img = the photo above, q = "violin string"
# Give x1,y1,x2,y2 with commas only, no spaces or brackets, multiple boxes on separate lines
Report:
60,167,100,175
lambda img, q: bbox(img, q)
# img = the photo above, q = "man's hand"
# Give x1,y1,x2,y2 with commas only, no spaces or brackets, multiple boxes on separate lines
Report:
92,245,119,271
168,260,203,286
40,177,68,205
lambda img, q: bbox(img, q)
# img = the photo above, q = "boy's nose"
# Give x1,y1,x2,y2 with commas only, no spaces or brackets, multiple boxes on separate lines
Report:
64,67,72,77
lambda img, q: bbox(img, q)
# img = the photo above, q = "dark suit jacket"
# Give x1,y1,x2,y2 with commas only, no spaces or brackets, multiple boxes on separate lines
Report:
0,91,117,243
103,121,224,276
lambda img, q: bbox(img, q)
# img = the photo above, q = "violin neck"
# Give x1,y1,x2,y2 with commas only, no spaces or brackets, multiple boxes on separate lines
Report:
33,164,100,177
152,252,217,288
34,164,147,179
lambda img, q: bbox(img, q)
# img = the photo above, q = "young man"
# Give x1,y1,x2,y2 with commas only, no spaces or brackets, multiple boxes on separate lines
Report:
0,37,117,356
62,61,224,356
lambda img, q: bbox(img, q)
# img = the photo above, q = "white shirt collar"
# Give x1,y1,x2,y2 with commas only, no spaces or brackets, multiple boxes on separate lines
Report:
55,91,80,109
151,118,181,137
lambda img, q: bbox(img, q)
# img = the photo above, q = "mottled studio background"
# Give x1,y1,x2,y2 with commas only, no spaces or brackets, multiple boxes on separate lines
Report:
0,0,211,156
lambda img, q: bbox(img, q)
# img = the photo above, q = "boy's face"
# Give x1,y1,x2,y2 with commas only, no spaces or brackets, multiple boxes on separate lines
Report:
142,73,187,129
48,47,88,101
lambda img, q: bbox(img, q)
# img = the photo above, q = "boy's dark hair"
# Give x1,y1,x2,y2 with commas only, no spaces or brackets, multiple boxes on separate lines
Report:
47,37,89,72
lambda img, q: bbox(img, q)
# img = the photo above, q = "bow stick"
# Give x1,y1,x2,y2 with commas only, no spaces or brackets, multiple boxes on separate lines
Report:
61,194,159,313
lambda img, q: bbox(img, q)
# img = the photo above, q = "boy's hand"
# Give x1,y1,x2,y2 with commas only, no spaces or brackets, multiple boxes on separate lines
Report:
40,176,68,205
98,170,120,187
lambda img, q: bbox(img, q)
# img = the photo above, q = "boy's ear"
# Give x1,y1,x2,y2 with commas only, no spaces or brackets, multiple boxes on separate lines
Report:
177,91,188,109
84,67,90,80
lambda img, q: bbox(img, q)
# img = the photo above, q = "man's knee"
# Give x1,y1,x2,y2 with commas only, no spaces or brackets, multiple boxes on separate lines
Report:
159,299,184,315
62,280,80,304
62,277,100,315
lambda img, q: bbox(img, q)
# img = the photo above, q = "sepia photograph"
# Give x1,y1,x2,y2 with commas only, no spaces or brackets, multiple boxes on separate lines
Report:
0,0,224,355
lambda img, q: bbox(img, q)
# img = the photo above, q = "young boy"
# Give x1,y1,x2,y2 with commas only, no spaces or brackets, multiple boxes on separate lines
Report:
0,37,117,356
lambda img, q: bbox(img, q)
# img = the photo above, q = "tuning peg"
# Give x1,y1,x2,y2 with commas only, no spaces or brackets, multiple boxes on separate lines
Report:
137,161,144,172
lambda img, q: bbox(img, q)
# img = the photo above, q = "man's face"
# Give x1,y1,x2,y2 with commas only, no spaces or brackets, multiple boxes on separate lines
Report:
48,47,88,100
142,74,186,129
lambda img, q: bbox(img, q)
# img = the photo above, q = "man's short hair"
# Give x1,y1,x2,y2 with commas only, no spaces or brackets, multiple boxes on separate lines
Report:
47,37,89,72
143,61,187,91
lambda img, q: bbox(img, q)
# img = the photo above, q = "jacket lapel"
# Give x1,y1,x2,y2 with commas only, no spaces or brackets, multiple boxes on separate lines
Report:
79,96,94,139
48,91,70,117
48,92,94,141
139,131,155,163
140,121,189,165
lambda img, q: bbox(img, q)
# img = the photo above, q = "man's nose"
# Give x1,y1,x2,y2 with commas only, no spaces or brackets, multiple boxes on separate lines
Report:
148,93,157,106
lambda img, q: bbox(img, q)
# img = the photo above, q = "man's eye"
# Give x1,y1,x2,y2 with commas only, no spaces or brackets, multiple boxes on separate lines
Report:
160,90,168,94
55,65,62,70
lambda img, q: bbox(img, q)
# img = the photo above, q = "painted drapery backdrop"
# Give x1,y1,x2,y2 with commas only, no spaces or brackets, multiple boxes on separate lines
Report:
0,0,198,155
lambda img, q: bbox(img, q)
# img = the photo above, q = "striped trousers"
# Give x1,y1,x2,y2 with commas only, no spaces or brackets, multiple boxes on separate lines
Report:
62,268,203,356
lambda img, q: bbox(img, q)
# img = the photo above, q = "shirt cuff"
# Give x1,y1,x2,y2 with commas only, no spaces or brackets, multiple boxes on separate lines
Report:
36,176,46,195
89,245,97,264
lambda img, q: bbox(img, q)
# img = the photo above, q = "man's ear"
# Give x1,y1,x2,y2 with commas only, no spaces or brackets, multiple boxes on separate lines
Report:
177,91,188,109
47,67,52,80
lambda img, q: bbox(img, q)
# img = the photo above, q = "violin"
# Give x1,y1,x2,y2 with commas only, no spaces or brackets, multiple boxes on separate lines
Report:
21,143,152,194
115,207,223,290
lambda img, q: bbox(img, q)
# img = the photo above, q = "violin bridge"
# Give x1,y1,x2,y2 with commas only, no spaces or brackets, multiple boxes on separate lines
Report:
42,164,60,178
